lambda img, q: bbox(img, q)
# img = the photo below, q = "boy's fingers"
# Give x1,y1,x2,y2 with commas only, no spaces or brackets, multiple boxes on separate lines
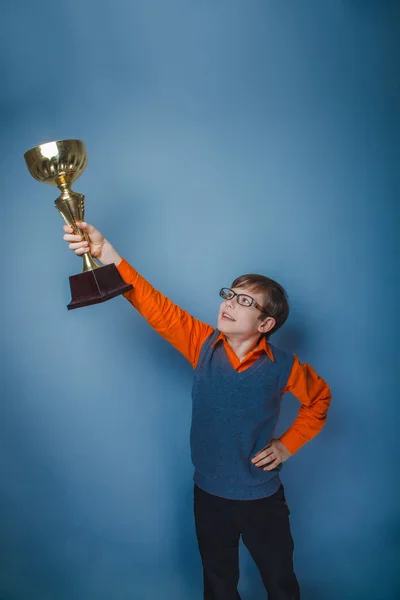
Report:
69,242,89,250
75,247,89,255
252,447,276,465
254,454,276,467
64,234,84,242
263,458,281,471
63,225,74,233
83,222,98,237
252,447,273,463
76,221,93,232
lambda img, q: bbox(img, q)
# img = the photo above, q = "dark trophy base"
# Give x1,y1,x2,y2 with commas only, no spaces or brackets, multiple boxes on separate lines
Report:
67,263,133,310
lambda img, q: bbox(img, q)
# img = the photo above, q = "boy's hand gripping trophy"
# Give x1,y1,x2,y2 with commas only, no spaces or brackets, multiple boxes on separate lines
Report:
24,139,132,309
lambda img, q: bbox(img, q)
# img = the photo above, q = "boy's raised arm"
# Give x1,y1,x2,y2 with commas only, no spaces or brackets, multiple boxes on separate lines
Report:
117,258,214,368
63,222,213,368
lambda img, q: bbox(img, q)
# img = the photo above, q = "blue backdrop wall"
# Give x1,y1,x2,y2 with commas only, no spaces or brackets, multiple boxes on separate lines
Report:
1,1,398,599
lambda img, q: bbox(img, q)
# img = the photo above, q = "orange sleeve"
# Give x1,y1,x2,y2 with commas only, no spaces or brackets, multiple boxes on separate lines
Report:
117,258,214,368
279,355,332,455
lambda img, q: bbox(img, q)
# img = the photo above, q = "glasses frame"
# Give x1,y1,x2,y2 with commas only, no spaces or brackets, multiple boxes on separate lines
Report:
219,288,268,315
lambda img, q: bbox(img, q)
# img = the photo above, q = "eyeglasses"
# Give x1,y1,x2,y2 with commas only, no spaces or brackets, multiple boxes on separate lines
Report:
219,288,267,314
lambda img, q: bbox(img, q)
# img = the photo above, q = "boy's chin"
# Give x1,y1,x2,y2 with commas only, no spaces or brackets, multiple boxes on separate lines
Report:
218,320,237,334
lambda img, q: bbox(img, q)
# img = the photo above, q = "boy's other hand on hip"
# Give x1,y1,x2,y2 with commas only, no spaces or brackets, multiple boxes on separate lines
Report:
251,439,292,471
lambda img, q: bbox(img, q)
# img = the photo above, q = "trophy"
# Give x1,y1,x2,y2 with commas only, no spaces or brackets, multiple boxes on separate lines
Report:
24,139,133,309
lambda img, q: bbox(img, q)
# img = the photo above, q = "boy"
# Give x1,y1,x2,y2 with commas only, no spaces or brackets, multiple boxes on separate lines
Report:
63,221,332,600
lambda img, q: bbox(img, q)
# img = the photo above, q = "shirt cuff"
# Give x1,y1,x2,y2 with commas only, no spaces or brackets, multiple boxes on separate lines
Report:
116,258,139,286
279,431,307,455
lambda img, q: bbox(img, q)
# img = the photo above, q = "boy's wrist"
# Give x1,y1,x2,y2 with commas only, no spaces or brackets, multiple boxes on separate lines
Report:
100,240,122,267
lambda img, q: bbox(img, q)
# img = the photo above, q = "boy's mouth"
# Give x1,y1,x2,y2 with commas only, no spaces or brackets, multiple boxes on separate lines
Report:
222,312,236,322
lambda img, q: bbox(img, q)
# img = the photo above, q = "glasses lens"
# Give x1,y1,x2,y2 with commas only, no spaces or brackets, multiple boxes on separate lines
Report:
237,294,253,307
220,288,234,300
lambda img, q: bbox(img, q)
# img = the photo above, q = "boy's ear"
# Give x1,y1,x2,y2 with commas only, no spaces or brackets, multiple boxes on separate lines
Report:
258,316,275,335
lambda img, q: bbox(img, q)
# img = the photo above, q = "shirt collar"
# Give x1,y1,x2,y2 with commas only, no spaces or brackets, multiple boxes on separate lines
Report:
212,331,275,362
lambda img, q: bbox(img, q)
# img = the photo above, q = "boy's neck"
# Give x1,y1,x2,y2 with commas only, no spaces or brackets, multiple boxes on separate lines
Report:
225,333,262,363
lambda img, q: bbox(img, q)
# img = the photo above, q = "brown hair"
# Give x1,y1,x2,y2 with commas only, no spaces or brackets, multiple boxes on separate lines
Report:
231,274,289,338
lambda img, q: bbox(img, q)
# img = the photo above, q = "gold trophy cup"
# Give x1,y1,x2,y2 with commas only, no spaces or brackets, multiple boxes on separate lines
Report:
24,139,132,309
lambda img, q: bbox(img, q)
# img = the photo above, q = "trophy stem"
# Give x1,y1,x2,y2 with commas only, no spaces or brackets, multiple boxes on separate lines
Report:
54,174,99,272
82,252,100,272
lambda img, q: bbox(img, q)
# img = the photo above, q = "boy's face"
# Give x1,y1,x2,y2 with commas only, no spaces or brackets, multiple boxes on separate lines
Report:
217,286,275,339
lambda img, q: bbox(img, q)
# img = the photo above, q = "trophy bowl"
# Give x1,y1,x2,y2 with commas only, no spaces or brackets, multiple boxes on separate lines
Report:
24,139,88,186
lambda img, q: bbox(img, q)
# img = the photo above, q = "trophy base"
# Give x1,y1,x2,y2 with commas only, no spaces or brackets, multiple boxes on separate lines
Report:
67,263,133,310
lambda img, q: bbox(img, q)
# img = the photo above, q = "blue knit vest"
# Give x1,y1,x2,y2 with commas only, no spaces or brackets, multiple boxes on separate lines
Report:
190,329,294,500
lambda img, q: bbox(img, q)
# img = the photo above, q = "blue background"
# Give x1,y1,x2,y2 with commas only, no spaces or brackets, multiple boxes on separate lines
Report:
1,1,398,598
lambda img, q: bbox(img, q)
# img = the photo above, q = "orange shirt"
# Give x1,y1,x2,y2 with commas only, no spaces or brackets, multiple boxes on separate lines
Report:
117,258,332,455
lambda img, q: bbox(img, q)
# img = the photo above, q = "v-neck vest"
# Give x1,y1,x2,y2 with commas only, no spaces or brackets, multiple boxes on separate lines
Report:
190,329,294,500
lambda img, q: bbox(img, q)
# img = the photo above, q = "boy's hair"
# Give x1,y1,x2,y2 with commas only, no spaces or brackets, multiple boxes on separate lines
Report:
231,274,289,339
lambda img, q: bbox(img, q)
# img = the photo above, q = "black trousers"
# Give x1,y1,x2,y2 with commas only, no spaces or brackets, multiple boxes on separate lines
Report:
194,484,300,600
